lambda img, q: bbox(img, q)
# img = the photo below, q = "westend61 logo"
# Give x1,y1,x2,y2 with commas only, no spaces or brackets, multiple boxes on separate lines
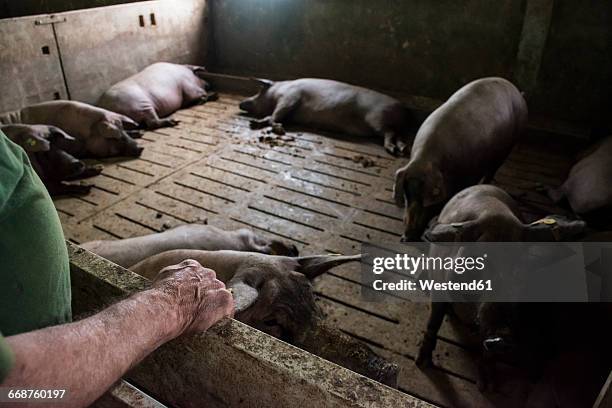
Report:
362,242,612,302
372,253,488,275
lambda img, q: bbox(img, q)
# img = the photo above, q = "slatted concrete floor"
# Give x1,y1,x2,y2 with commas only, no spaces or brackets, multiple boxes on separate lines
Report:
55,93,578,408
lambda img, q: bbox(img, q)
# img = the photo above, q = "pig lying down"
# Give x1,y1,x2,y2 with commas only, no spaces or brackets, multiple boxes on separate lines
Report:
549,135,612,223
132,250,398,386
131,251,361,338
0,100,143,158
394,77,527,240
1,124,103,195
97,62,216,130
81,224,299,268
239,78,412,155
418,184,585,390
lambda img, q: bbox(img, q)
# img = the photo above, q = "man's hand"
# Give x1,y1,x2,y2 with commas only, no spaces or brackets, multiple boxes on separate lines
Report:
151,259,234,336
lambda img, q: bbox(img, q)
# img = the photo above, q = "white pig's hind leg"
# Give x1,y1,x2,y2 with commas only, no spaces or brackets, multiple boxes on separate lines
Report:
142,107,179,129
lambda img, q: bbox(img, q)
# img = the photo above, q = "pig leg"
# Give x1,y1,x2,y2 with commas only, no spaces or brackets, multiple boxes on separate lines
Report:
182,85,218,106
249,95,299,135
65,164,104,181
416,302,448,368
142,108,179,130
477,355,496,392
383,132,401,156
47,182,92,196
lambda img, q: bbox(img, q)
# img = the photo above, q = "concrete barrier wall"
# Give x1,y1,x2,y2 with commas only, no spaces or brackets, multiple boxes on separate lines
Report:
68,243,434,408
0,0,208,111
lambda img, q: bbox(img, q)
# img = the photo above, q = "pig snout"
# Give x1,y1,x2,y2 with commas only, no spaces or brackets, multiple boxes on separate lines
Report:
68,160,86,178
123,137,144,157
482,336,517,359
239,99,253,112
401,201,429,242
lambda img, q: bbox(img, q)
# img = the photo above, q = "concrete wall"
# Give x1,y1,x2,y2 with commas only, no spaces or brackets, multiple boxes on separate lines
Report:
0,0,147,18
0,0,209,111
69,243,433,408
209,0,611,125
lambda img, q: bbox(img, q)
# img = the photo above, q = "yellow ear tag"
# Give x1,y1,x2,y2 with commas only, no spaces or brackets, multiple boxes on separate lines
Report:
533,218,557,225
26,138,36,147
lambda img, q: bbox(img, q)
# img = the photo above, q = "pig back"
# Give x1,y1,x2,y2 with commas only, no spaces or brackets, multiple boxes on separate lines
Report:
562,135,612,215
412,77,526,184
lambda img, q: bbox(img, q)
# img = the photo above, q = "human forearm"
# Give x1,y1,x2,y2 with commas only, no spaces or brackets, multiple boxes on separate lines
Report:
3,289,179,408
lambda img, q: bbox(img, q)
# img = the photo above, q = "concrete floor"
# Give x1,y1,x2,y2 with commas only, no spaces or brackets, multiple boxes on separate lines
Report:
55,93,577,408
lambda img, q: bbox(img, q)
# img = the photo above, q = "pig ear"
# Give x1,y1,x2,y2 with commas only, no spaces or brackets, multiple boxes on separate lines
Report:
250,77,274,89
228,281,259,313
49,126,75,142
95,121,121,139
296,254,362,280
14,131,50,153
192,66,207,78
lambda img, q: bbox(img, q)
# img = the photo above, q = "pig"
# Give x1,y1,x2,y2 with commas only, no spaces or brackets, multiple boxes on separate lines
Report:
238,78,413,155
393,77,527,241
81,224,299,268
417,184,586,391
130,250,399,386
1,124,103,195
131,251,361,338
548,135,612,223
0,100,143,158
97,62,216,129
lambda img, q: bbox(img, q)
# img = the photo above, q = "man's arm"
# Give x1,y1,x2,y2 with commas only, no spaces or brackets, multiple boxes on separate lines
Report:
2,259,233,408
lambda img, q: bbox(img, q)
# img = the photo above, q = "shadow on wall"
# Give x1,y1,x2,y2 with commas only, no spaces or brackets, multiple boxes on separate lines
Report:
0,0,151,19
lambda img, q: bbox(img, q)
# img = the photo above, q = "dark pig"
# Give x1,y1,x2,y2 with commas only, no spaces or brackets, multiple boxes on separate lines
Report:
418,185,585,391
1,124,103,195
393,77,527,241
549,135,612,223
239,78,413,155
0,101,143,158
97,62,216,129
82,224,299,268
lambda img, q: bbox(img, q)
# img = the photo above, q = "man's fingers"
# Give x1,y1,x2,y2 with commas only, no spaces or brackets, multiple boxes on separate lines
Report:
179,258,202,268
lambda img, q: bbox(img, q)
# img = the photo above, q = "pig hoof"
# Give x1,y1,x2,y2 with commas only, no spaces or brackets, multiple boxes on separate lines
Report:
384,144,401,157
81,164,104,178
271,123,285,135
249,119,267,129
205,92,219,102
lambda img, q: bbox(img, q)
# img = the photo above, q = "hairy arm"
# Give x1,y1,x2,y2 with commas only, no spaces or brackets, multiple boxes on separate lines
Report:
2,260,233,408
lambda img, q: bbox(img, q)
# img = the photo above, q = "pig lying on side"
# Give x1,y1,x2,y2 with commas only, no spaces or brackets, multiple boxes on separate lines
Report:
239,78,412,155
0,101,143,158
1,124,103,195
393,77,527,240
418,184,586,390
97,62,216,129
131,250,398,386
549,135,612,222
81,224,298,268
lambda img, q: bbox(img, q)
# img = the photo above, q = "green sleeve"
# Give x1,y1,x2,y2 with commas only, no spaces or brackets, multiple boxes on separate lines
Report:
0,333,14,383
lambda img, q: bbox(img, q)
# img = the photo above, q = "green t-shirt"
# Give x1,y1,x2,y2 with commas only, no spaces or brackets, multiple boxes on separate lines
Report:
0,131,72,382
